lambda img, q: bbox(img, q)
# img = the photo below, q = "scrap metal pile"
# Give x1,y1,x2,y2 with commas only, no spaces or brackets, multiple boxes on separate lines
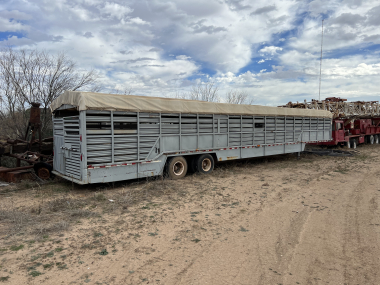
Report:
0,137,53,155
279,97,380,119
0,103,54,182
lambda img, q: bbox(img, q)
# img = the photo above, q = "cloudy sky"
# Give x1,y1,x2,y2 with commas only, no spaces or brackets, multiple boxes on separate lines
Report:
1,0,380,105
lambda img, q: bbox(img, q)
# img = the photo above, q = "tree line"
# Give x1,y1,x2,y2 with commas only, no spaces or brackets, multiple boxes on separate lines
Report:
172,81,254,105
0,47,254,140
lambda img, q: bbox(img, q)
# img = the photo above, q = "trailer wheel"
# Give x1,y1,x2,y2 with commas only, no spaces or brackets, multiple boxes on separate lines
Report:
195,154,214,174
370,135,374,144
375,135,379,144
167,156,188,179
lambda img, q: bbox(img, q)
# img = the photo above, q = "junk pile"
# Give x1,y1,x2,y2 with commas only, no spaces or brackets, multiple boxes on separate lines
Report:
279,97,380,119
0,103,54,183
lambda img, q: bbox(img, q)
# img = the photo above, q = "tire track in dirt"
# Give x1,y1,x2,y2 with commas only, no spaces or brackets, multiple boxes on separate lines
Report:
342,171,380,284
273,207,313,283
280,163,380,285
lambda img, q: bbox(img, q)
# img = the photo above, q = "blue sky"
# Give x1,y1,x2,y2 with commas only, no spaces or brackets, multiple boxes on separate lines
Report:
1,0,379,105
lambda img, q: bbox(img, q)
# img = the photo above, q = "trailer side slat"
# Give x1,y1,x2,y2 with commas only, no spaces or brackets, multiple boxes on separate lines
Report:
54,105,332,184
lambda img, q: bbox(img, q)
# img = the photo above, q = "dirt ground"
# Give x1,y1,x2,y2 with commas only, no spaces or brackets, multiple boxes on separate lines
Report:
1,145,380,285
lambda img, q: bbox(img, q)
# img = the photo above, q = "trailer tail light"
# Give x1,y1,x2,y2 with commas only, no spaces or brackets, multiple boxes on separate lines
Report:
80,135,82,142
80,154,83,161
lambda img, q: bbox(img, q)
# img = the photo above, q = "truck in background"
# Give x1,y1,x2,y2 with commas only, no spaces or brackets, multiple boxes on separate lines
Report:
280,97,380,149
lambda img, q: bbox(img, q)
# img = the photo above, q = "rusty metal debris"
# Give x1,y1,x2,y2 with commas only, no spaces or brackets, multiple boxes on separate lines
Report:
0,103,54,182
279,97,380,119
25,102,42,151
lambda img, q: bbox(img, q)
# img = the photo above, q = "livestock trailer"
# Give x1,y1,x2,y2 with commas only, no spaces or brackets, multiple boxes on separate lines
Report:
51,91,332,184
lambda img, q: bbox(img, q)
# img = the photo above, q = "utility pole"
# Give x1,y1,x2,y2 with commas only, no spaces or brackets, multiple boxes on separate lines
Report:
318,19,324,101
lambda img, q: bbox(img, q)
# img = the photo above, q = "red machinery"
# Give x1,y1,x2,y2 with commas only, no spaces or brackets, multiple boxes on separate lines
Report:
280,98,380,148
327,118,380,148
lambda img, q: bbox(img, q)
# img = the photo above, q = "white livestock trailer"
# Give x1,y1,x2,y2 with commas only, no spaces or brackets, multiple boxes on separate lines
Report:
51,91,332,184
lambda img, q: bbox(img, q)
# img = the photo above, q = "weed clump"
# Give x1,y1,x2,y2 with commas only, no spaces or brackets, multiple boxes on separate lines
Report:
46,198,85,213
32,221,69,235
30,254,41,261
29,271,42,277
69,209,98,218
43,263,52,269
0,276,10,282
99,249,108,256
239,226,249,232
10,245,24,251
93,193,106,202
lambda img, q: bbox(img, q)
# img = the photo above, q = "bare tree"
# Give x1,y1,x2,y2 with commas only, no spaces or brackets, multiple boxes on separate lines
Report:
188,81,219,102
0,47,101,139
225,89,254,105
166,90,187,100
113,87,134,95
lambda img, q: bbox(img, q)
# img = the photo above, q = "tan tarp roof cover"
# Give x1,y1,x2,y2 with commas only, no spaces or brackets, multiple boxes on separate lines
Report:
51,91,332,118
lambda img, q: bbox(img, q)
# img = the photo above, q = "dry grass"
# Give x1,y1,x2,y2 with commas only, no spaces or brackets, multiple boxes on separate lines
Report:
0,147,370,247
0,145,377,284
0,204,31,232
0,175,182,239
32,220,70,235
45,197,87,213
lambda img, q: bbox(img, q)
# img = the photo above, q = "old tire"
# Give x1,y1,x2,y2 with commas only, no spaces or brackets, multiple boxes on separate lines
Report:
33,162,53,180
370,135,374,145
375,135,379,144
195,154,214,174
347,140,351,148
167,156,187,179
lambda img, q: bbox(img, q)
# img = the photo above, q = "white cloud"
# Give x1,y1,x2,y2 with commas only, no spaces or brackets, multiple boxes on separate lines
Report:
0,9,32,20
259,46,283,55
176,55,191,60
279,50,317,68
128,17,150,25
0,21,20,33
0,0,379,105
321,58,380,78
101,2,133,20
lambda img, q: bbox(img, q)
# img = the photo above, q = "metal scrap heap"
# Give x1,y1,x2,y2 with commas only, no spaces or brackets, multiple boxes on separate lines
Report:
279,97,380,119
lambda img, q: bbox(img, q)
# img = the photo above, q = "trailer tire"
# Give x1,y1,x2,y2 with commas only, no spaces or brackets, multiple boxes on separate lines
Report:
195,154,214,175
375,135,379,144
370,135,374,145
166,156,188,180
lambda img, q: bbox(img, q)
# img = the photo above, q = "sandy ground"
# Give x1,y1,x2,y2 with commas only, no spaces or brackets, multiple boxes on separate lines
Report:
1,145,380,284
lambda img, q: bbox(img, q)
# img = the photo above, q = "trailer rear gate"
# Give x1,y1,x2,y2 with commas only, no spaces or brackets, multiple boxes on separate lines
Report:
51,91,332,184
